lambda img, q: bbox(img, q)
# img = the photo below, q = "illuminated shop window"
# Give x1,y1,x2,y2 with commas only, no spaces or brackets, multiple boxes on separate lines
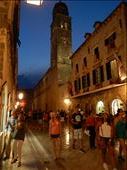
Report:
112,99,124,115
96,101,105,114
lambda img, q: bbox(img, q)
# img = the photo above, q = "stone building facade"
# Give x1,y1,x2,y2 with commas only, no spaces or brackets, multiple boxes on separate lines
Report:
32,2,72,112
70,2,127,115
0,0,20,131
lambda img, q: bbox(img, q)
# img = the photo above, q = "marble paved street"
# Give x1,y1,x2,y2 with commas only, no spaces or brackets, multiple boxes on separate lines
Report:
0,123,126,170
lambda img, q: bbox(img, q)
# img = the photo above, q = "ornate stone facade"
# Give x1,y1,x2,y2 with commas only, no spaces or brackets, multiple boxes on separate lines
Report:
70,2,127,115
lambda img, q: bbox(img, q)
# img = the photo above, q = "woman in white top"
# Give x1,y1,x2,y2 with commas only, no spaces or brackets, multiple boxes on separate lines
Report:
99,113,117,170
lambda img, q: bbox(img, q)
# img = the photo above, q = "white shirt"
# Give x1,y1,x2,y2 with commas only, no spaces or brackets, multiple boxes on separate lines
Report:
99,122,111,138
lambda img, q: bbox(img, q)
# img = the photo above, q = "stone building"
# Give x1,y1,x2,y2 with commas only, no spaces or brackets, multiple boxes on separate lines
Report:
0,0,20,131
32,2,72,112
70,2,127,115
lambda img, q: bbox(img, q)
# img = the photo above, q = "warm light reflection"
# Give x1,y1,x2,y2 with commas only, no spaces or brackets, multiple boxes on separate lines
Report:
120,74,127,81
65,129,70,145
26,0,43,6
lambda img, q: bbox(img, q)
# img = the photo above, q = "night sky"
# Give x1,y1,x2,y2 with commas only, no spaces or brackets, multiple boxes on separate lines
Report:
18,0,121,89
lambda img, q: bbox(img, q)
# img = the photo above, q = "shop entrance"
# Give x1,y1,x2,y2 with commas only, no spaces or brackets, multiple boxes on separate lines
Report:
111,99,124,115
96,101,105,114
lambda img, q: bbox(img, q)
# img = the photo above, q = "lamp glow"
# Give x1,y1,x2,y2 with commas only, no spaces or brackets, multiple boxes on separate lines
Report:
64,98,71,106
16,101,20,106
26,0,43,6
18,92,24,100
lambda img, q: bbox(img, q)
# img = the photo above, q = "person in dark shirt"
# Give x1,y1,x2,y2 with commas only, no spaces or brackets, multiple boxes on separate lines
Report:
10,112,26,167
71,107,85,152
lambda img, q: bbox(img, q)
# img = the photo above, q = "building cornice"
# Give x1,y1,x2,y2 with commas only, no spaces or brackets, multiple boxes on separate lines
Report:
71,83,127,99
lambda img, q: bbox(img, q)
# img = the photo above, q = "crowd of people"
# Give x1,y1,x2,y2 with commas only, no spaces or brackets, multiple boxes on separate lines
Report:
0,106,127,170
70,107,127,170
1,108,26,167
29,107,127,170
47,107,127,170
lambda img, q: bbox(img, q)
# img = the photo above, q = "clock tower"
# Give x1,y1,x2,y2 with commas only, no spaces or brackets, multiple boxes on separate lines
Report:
50,1,72,83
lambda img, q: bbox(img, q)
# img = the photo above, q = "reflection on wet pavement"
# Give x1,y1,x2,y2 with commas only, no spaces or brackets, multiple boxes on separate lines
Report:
63,127,71,148
0,122,126,170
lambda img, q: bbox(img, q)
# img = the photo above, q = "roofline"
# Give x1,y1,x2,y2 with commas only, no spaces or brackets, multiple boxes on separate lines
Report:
70,1,127,60
33,67,51,89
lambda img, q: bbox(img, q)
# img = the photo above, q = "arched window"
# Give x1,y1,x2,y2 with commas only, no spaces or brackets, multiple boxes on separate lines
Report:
96,101,105,114
112,99,124,115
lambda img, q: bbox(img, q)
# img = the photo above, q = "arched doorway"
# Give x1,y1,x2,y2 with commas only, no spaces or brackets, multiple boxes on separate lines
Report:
111,99,124,115
96,101,105,114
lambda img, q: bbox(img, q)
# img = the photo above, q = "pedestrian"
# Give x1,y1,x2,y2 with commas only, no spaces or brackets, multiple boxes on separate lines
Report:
98,113,117,170
43,111,49,130
2,109,17,160
114,109,127,170
59,109,66,123
10,111,26,167
71,106,85,152
49,111,61,160
85,112,96,149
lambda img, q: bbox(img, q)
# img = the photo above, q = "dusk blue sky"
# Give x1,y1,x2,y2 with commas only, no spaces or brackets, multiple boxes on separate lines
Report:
18,0,122,89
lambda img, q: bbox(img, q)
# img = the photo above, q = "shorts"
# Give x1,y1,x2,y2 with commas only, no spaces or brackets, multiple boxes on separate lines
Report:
73,129,82,139
50,134,60,138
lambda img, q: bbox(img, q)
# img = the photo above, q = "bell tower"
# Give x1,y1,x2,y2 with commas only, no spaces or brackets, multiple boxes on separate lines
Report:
50,1,72,82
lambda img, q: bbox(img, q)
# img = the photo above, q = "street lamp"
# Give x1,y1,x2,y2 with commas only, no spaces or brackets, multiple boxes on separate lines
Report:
64,98,71,107
18,92,24,100
26,0,43,6
64,98,71,129
15,101,20,109
64,98,71,114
